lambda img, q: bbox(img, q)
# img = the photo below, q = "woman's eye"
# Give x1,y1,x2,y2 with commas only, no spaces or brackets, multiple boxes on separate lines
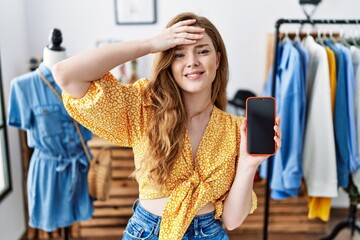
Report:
174,53,184,59
199,49,210,54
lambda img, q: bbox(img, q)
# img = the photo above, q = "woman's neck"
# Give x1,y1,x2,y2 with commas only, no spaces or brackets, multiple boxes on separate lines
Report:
43,47,67,70
183,90,213,119
186,100,214,122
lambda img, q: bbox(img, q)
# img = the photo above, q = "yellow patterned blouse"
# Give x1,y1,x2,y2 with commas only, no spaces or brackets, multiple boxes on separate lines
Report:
62,73,257,240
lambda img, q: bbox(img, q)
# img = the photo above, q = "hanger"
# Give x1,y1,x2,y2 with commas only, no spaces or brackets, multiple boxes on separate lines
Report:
327,20,338,44
299,0,322,40
304,25,312,39
282,28,290,42
294,25,301,42
338,27,351,48
299,0,321,25
299,0,321,4
324,20,336,44
356,20,360,46
316,27,325,46
347,20,360,48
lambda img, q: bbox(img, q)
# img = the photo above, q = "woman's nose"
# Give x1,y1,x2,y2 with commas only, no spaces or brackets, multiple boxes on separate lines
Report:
187,55,200,67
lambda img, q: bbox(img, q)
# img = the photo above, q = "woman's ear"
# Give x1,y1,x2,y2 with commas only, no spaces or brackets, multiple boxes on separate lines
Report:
216,52,221,69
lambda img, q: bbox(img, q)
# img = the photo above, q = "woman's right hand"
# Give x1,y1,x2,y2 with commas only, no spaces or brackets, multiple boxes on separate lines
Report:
146,19,205,53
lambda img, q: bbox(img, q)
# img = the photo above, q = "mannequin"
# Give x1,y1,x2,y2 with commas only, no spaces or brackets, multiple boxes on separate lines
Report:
43,28,67,69
7,28,94,240
44,29,70,240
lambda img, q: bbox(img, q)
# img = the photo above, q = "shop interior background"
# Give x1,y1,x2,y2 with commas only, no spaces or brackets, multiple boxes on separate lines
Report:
0,0,359,239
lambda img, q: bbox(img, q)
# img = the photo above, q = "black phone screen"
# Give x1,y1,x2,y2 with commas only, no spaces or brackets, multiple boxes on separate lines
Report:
246,97,276,155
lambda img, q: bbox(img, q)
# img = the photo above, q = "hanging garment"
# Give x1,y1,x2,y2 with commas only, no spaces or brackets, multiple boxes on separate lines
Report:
325,47,337,116
7,63,94,231
355,50,360,161
307,196,332,222
337,45,359,173
293,39,309,144
302,36,337,198
325,41,350,187
260,40,305,199
307,45,337,222
350,46,360,188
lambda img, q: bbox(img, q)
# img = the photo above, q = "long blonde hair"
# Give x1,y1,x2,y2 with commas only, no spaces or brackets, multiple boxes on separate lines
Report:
138,12,229,187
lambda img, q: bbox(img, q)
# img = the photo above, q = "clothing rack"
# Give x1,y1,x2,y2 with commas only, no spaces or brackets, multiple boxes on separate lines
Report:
264,18,360,240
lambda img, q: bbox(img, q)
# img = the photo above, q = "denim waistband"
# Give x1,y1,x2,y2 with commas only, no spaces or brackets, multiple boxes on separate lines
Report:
132,199,162,226
132,199,216,232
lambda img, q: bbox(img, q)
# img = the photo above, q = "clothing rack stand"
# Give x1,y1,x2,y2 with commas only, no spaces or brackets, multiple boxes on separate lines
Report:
264,18,360,240
320,175,360,240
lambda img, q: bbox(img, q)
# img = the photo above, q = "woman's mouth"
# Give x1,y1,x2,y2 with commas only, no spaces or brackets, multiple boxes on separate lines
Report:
185,71,204,79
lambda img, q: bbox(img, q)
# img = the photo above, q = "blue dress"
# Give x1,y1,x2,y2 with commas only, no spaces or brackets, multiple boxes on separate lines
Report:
7,63,94,231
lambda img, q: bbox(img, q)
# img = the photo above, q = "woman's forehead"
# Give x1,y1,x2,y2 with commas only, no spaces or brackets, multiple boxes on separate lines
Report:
174,33,215,51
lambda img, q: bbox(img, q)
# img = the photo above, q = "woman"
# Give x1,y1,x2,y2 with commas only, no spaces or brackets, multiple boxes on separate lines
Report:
53,12,281,240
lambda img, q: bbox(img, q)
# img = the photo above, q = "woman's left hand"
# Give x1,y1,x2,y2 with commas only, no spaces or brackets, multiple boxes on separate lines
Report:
238,116,282,168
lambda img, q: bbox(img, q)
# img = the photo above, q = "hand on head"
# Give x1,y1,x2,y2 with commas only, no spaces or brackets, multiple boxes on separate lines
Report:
147,19,205,53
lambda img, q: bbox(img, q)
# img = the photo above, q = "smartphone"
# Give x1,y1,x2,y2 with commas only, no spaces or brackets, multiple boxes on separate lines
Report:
246,97,276,155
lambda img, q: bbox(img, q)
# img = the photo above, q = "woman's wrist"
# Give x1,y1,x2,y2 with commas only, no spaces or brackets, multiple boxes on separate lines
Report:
236,158,258,177
143,38,154,54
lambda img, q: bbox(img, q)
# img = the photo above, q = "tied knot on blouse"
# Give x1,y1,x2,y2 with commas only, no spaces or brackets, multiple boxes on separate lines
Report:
187,172,200,186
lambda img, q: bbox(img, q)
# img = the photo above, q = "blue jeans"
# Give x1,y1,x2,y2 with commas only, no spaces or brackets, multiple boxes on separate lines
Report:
122,199,229,240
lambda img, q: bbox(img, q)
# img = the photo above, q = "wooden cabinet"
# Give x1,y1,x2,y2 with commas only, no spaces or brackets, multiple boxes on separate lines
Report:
76,137,138,238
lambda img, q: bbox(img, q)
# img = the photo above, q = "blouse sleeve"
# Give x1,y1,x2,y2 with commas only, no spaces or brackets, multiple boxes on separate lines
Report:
62,73,151,147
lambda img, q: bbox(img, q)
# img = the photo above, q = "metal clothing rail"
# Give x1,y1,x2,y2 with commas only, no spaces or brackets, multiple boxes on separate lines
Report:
264,18,360,240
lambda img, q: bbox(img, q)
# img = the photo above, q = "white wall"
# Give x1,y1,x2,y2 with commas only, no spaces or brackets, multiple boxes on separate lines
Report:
0,0,29,238
0,0,359,238
23,0,360,97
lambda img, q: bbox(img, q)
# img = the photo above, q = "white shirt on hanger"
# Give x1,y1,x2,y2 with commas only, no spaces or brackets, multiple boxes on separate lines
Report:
350,46,360,188
302,36,338,198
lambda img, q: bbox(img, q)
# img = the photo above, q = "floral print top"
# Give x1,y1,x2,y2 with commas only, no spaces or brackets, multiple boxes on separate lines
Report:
62,73,257,240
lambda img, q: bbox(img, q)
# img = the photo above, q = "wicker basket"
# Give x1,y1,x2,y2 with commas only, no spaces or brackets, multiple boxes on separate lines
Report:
88,147,112,201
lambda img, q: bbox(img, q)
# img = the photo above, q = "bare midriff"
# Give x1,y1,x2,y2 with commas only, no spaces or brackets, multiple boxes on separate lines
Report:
140,197,215,217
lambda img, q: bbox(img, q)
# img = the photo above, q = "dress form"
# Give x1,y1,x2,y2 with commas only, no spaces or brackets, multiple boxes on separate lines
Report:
43,28,66,69
8,28,93,240
43,29,70,240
